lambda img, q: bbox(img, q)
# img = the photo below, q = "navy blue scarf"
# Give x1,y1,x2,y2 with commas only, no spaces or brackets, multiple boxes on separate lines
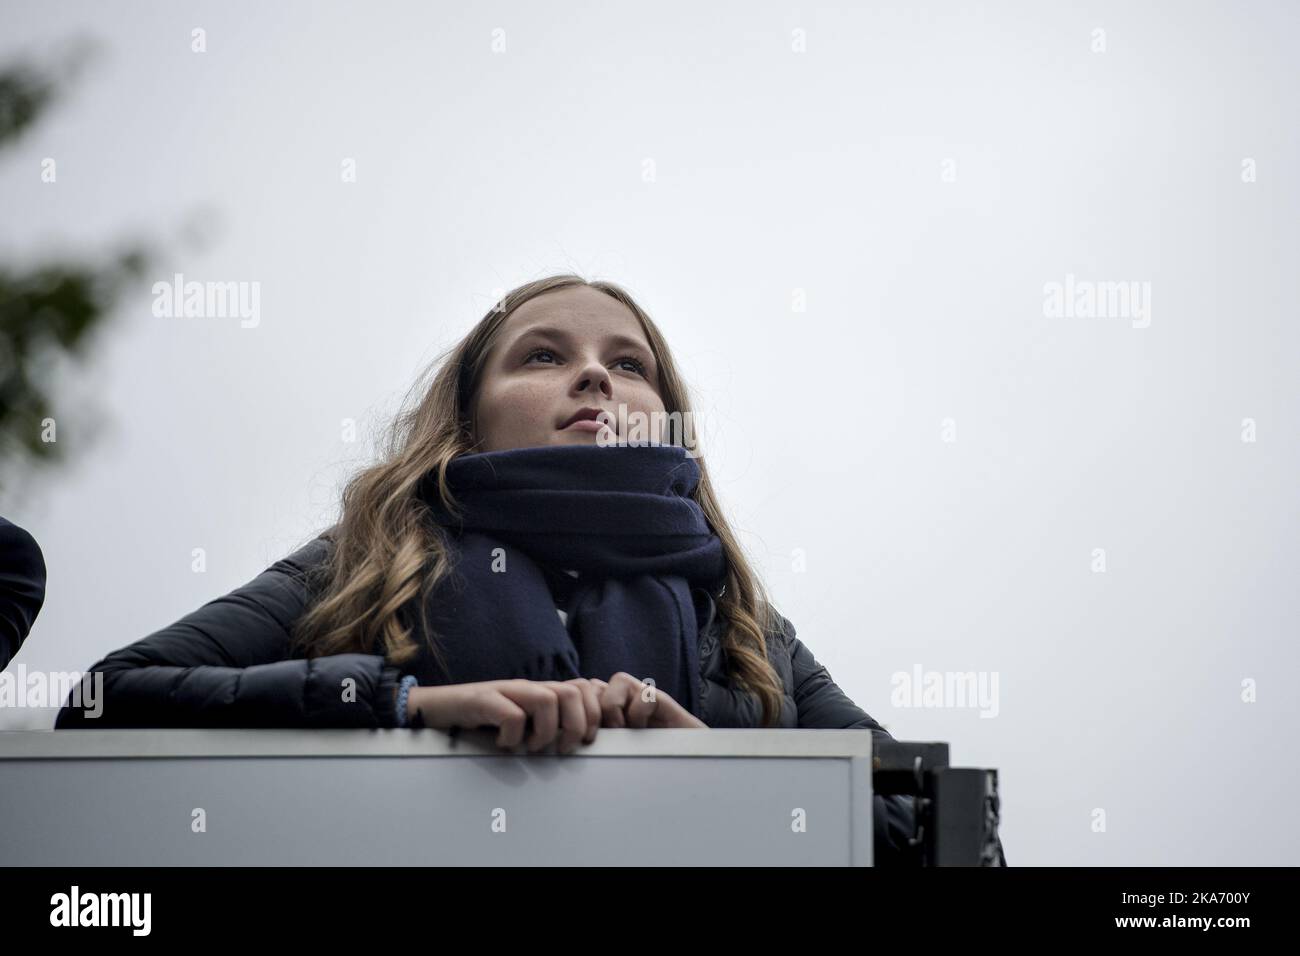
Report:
413,442,727,717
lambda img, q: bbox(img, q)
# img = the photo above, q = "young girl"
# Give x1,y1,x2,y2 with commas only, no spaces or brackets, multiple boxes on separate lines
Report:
56,274,927,863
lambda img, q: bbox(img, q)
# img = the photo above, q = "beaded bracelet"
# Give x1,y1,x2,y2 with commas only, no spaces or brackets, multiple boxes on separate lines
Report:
395,674,419,727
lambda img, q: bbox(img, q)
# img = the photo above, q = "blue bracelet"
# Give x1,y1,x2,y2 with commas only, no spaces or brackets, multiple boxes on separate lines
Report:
395,674,419,727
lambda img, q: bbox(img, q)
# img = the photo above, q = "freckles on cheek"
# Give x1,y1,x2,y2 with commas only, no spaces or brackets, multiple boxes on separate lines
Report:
492,380,550,427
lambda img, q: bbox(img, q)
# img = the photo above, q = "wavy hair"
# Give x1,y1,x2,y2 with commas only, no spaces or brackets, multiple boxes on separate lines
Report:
289,274,786,726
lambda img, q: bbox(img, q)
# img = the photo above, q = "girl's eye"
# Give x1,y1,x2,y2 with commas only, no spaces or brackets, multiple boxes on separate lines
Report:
524,347,558,365
524,348,648,377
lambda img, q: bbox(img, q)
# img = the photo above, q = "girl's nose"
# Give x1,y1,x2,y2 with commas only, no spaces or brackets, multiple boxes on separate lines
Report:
573,363,613,398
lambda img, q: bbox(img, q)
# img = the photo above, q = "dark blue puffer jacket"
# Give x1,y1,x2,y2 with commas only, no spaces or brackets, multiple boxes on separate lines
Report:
54,535,955,864
0,515,47,670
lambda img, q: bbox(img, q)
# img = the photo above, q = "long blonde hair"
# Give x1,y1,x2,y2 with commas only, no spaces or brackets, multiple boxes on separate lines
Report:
290,274,786,725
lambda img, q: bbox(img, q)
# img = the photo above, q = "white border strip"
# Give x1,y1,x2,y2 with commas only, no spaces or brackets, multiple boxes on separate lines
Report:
0,728,876,760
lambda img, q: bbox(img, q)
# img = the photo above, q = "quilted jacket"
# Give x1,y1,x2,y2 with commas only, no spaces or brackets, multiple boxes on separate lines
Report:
1,515,47,670
54,535,957,864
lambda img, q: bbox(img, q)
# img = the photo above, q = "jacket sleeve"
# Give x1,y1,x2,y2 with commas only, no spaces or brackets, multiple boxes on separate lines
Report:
54,537,402,729
0,516,48,670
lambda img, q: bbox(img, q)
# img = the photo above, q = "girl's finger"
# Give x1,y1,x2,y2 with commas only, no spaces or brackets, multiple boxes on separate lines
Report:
597,678,627,728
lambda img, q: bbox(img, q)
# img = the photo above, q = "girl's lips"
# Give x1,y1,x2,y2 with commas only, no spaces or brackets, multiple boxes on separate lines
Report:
562,419,610,433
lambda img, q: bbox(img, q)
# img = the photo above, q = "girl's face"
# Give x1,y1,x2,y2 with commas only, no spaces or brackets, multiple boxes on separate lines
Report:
469,286,667,453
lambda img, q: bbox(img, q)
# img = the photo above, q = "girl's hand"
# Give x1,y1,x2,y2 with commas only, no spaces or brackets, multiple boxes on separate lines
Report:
589,672,708,729
407,678,602,754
